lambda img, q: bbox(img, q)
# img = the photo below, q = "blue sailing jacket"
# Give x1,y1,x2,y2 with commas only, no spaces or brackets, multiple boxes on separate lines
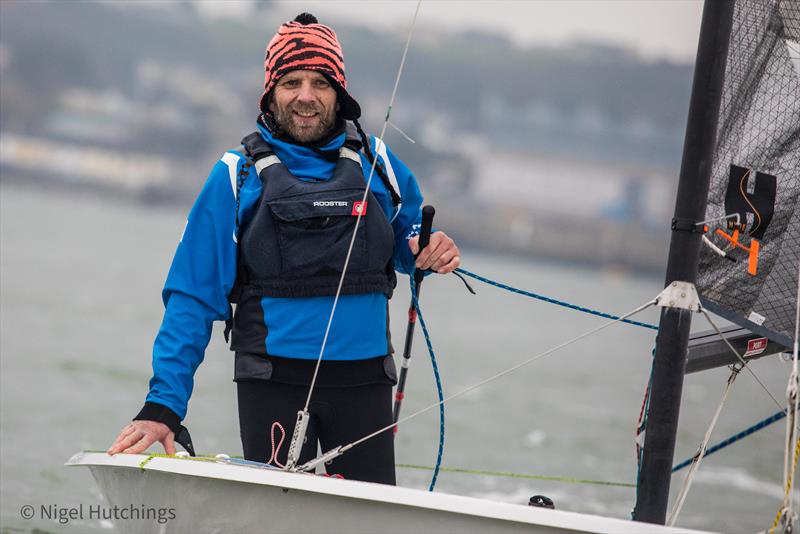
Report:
145,123,424,420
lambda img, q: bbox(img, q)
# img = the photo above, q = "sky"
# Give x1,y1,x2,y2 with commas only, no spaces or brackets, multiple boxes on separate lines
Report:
194,0,705,62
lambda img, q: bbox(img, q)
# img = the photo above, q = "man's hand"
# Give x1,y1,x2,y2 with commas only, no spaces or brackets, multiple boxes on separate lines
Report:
408,231,460,274
107,420,175,456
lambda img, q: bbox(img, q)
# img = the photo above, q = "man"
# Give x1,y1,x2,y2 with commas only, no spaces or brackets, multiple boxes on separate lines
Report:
107,13,459,485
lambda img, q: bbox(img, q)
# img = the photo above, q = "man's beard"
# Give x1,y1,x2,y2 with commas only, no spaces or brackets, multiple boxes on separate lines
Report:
271,101,336,143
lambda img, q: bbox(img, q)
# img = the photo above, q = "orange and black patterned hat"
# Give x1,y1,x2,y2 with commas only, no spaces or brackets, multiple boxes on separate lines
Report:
259,13,361,120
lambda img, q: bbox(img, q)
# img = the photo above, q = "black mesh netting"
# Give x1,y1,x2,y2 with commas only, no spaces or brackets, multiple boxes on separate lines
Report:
697,0,800,346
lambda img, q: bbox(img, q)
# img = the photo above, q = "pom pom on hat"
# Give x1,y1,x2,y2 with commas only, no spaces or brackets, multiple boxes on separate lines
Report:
293,13,318,24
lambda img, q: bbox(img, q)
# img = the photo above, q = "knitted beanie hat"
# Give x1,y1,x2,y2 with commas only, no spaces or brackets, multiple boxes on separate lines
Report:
259,13,361,120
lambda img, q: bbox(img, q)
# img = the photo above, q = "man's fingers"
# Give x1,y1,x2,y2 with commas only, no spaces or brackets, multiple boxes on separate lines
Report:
416,241,442,270
108,429,143,455
108,425,136,450
423,245,448,270
108,435,125,453
410,231,459,273
432,249,459,272
122,434,156,454
436,254,461,274
109,421,174,455
415,233,445,269
416,233,457,270
162,432,177,456
408,235,420,255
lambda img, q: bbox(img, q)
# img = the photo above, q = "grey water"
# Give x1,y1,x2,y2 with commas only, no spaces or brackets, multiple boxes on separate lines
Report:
0,182,791,533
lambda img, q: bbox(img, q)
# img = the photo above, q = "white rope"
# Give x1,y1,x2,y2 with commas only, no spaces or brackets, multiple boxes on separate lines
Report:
299,298,658,467
771,262,800,533
788,263,800,518
702,234,729,258
302,0,424,411
667,364,741,526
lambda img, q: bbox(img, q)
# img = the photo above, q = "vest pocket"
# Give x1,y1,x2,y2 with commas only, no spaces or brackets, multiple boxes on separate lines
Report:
268,197,369,275
234,352,273,382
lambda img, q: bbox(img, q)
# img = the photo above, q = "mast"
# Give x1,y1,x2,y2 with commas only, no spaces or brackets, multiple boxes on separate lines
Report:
633,0,735,525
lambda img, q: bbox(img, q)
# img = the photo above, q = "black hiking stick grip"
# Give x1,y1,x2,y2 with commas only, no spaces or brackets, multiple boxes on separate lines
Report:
414,205,436,285
394,205,435,431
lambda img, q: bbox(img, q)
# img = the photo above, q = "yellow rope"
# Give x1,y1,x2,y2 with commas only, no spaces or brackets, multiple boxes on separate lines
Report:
396,463,635,488
770,437,800,533
116,452,634,488
137,452,219,470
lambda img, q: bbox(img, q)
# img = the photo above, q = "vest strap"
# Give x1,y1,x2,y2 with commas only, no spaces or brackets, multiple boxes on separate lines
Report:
339,147,362,166
254,155,281,175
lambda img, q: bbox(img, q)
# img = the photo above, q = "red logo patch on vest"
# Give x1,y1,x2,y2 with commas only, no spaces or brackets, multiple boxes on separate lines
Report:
744,337,768,358
352,201,367,216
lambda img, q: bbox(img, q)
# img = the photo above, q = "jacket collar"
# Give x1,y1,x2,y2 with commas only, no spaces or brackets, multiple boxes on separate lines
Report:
256,117,347,181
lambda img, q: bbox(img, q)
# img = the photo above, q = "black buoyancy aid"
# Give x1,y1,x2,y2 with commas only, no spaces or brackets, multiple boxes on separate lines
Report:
235,132,397,301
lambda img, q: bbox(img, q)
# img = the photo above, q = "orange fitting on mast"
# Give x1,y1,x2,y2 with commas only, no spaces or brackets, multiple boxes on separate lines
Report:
748,238,759,276
714,228,760,275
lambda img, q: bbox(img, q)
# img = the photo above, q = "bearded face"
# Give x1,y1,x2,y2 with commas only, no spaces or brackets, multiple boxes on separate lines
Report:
268,70,339,143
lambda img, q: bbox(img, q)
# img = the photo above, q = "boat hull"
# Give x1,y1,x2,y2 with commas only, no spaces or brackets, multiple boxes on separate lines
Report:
67,452,708,534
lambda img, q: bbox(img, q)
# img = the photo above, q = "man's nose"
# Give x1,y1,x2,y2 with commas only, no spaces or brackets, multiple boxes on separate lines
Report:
296,81,316,102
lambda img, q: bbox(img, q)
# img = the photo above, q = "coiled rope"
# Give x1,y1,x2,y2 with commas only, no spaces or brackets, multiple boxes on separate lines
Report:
409,272,445,491
268,422,286,468
408,266,663,489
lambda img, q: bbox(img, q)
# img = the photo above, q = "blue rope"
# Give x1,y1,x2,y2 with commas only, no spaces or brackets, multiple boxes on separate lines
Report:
672,409,787,472
454,267,659,331
410,273,444,492
441,268,784,487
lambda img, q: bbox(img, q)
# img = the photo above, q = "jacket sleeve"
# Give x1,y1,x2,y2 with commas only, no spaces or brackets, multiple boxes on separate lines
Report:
374,141,425,276
138,155,242,422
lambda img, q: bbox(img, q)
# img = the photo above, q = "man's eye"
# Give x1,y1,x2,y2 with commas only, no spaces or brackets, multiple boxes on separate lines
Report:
315,80,330,88
283,80,300,87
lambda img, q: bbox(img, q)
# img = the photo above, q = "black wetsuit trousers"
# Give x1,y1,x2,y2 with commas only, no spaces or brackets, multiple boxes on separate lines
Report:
237,380,396,485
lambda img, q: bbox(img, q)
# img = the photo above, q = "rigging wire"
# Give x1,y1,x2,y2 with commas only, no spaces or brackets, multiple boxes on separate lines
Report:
699,308,783,411
667,363,742,526
279,2,425,471
303,0,423,412
281,0,425,471
661,304,785,524
667,304,785,525
297,298,658,470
